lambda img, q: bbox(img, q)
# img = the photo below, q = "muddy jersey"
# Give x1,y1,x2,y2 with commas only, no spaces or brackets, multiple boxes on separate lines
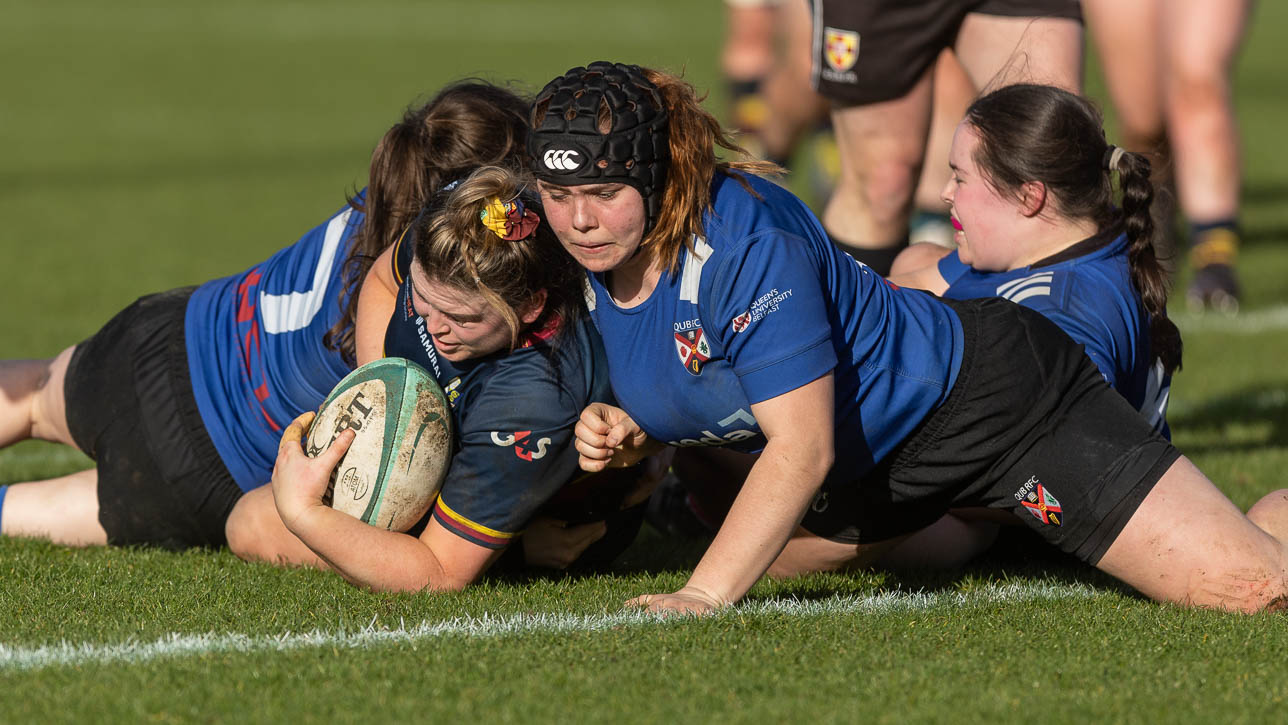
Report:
586,173,964,481
186,198,362,489
383,233,614,549
939,227,1172,437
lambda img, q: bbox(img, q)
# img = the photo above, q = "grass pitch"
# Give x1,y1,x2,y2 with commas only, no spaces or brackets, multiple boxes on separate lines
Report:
2,2,1287,722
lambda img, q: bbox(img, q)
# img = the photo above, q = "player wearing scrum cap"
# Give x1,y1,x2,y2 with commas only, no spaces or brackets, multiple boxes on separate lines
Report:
529,61,1288,615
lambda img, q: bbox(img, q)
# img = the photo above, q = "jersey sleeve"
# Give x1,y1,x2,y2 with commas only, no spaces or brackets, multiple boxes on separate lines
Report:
704,232,837,404
430,363,583,549
391,226,413,285
937,249,970,287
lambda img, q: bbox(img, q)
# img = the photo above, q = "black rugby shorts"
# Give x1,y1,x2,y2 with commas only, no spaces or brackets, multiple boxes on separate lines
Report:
801,297,1179,565
811,0,1082,105
65,287,244,549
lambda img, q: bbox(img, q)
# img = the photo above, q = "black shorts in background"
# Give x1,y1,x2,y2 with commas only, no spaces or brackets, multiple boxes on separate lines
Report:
810,0,1082,105
802,297,1179,565
65,287,243,549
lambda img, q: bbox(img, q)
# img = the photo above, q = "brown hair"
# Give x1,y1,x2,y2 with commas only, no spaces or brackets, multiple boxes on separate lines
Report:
964,83,1182,374
324,81,530,364
414,166,583,350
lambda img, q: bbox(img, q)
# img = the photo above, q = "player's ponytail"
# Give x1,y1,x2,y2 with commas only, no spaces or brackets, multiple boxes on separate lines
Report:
642,68,781,274
1115,149,1182,373
325,82,531,365
965,83,1181,374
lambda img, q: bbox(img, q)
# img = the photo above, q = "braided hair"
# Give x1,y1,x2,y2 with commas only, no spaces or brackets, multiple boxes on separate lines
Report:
964,83,1182,373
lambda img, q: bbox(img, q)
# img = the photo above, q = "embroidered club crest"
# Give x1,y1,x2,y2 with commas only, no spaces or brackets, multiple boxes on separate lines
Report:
731,310,752,334
824,27,859,72
675,327,712,376
1021,482,1063,526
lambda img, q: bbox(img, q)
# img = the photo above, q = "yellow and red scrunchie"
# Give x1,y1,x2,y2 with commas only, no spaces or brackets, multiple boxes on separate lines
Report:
480,197,540,241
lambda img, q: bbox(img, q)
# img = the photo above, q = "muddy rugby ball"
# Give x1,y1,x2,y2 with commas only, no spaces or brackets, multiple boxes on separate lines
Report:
305,358,453,531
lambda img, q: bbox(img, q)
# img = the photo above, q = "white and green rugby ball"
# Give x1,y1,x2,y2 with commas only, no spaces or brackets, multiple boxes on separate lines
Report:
306,357,453,532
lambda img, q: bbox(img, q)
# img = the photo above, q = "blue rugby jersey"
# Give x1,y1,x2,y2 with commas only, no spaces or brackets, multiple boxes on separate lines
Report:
186,198,362,489
586,173,964,481
382,233,615,549
938,227,1172,436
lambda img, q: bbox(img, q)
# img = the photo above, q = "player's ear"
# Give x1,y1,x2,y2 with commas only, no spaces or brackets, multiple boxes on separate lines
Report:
519,289,547,326
1018,181,1047,217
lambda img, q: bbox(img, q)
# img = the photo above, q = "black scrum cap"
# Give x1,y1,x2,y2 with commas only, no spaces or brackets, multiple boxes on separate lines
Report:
528,62,670,232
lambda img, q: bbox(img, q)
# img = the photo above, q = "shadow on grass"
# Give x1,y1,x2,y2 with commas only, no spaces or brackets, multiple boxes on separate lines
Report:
1169,382,1288,454
490,522,1139,606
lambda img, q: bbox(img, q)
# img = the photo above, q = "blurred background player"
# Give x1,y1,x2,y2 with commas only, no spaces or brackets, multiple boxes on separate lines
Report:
1083,0,1253,313
810,0,1083,274
721,0,833,196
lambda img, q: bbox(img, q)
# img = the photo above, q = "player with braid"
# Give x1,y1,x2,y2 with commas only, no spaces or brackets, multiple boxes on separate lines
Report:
529,61,1288,615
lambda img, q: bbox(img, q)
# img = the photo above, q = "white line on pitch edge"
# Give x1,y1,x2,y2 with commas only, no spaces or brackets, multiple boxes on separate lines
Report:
1172,304,1288,334
0,581,1099,673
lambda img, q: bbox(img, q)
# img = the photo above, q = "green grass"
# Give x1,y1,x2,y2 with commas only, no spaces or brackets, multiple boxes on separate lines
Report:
2,1,1287,722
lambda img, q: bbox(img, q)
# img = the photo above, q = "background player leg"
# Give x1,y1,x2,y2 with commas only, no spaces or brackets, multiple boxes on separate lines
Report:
1162,0,1251,311
1095,456,1288,612
1,469,106,546
823,69,934,273
1082,0,1176,260
953,13,1082,92
909,50,976,247
0,347,77,448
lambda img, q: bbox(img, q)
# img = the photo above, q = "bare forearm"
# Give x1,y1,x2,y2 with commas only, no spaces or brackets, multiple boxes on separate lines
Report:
683,439,832,604
287,505,451,593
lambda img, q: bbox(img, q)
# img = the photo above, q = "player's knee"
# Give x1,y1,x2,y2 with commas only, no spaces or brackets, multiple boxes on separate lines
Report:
857,160,919,229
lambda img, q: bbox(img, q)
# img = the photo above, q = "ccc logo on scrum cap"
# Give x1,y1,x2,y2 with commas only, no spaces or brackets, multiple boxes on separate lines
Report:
543,149,581,171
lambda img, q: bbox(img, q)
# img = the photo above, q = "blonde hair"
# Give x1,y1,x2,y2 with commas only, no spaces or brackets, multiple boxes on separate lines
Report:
414,166,582,349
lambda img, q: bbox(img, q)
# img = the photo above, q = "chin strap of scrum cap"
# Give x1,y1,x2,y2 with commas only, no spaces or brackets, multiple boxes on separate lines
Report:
528,61,670,234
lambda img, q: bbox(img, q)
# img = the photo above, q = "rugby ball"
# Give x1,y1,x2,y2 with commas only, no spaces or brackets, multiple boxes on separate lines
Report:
305,357,453,531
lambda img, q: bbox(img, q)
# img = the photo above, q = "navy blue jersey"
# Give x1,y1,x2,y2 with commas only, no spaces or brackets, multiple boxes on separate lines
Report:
186,198,362,489
586,173,964,480
383,233,615,549
939,227,1171,436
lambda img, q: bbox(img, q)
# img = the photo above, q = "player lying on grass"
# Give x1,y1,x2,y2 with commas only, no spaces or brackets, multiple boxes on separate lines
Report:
669,82,1189,567
528,61,1288,614
259,165,658,591
0,83,648,579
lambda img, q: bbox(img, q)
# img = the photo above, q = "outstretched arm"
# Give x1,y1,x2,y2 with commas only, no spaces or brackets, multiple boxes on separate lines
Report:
628,372,835,615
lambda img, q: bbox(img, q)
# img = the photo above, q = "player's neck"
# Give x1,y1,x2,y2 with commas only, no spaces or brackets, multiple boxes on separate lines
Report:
1008,215,1101,271
607,250,664,309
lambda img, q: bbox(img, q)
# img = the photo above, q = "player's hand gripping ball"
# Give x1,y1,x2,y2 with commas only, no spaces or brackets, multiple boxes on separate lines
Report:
305,358,453,531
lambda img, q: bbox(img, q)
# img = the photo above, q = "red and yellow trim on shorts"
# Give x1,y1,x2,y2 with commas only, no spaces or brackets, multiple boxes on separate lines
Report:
432,497,517,549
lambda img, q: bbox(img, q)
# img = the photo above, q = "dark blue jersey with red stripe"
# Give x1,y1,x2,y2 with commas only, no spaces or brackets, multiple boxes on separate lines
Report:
938,227,1172,437
185,198,362,489
382,233,615,549
585,173,964,481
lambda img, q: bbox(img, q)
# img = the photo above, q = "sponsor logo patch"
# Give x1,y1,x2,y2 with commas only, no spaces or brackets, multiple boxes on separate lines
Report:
674,327,712,375
444,377,462,408
543,148,582,171
731,310,751,333
1015,475,1063,526
491,430,551,461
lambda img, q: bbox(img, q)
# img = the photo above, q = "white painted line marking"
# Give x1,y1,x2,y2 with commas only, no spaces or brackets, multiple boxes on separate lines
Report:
0,581,1099,672
1172,304,1288,335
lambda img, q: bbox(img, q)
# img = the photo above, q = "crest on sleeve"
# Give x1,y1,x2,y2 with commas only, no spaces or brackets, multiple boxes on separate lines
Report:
731,310,752,334
674,327,712,376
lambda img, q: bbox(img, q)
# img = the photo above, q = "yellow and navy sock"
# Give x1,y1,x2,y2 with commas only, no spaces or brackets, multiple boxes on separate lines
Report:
1190,219,1240,269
